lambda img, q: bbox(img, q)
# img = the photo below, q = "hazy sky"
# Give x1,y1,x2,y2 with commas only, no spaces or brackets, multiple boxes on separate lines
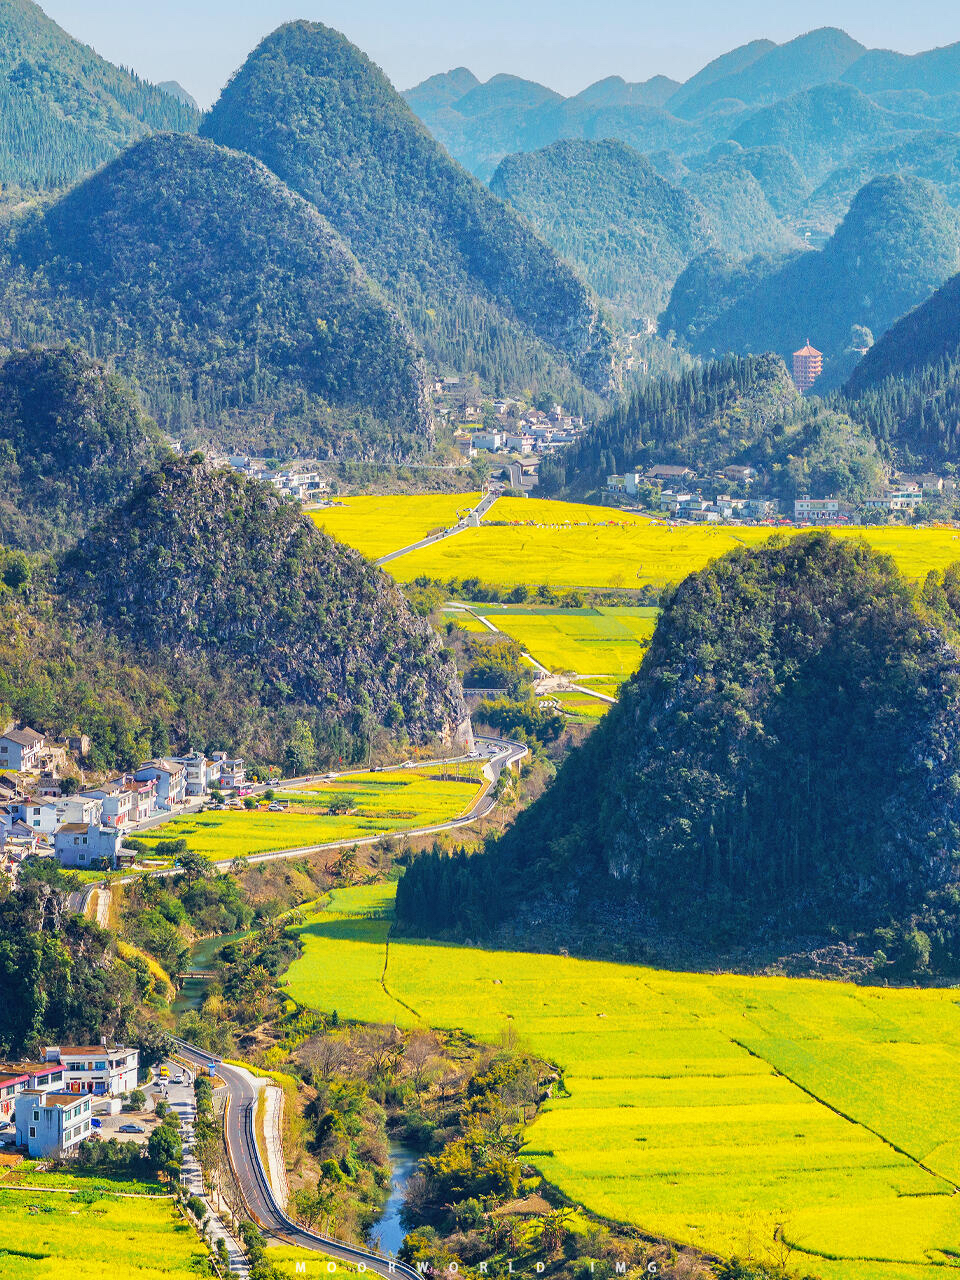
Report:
41,1,960,108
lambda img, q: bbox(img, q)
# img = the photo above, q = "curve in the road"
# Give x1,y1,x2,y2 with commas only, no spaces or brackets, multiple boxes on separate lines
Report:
174,1041,421,1279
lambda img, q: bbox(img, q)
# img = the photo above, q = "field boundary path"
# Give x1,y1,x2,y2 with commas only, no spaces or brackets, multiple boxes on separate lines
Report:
174,1040,422,1279
376,488,500,564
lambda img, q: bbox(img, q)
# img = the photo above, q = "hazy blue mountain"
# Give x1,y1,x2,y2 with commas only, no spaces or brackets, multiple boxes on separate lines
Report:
403,66,480,113
157,80,199,110
666,176,960,382
842,41,960,96
568,74,680,109
665,38,776,113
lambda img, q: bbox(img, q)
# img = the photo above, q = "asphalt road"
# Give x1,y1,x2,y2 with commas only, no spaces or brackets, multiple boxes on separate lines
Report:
174,1041,421,1278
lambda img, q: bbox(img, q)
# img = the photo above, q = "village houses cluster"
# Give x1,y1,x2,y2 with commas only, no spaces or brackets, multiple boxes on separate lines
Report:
605,465,956,523
1,1044,142,1158
0,726,245,874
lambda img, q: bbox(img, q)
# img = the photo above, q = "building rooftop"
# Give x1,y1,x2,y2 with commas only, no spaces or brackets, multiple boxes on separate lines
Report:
794,341,822,357
56,823,91,834
1,727,43,748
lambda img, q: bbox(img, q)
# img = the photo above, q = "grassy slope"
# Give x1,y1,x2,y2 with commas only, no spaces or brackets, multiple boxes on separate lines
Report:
282,885,960,1280
135,770,484,861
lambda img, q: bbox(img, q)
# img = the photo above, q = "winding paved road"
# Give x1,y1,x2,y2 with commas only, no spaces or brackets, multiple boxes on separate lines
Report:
173,1041,421,1279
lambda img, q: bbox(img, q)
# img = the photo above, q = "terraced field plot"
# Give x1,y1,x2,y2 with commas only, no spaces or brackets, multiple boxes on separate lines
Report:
0,1184,204,1279
310,492,481,559
284,885,960,1280
136,770,484,862
474,604,658,676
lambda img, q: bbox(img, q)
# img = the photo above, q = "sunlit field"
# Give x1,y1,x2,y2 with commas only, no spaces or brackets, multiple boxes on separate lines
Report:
0,1184,204,1279
284,885,960,1280
310,493,482,559
135,770,484,862
318,492,960,590
470,604,658,675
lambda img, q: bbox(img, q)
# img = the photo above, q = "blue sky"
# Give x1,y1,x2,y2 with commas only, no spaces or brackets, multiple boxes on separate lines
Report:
42,1,960,107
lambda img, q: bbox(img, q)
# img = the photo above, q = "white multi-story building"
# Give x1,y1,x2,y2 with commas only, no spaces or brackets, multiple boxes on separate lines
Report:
0,727,44,772
83,778,136,828
210,752,245,790
15,1090,92,1157
133,759,187,810
47,1045,140,1097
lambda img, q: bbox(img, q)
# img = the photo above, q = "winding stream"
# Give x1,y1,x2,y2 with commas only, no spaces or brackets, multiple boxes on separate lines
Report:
368,1141,419,1255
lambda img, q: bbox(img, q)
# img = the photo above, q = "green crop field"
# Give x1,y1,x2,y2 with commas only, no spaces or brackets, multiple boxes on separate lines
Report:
0,1184,205,1279
135,770,484,862
310,492,482,559
283,885,960,1280
474,605,659,676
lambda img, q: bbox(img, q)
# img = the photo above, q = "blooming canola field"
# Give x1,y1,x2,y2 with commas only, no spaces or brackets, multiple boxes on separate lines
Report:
284,886,960,1280
318,492,960,591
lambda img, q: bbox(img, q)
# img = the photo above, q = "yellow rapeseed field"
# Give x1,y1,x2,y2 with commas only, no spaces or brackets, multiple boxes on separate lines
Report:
0,1185,205,1279
283,885,960,1280
320,492,960,591
135,770,484,862
471,605,658,675
310,493,482,559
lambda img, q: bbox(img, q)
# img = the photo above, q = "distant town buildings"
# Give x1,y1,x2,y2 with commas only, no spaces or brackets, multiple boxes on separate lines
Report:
792,341,823,393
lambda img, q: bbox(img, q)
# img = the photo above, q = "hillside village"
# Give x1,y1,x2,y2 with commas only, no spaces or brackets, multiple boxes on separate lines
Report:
0,726,247,876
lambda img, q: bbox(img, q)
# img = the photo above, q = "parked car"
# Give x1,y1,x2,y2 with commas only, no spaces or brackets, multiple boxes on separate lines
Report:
91,1118,102,1129
268,802,283,811
118,1123,145,1133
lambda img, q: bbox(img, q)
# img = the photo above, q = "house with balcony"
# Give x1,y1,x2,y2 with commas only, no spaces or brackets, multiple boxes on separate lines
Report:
133,759,187,810
82,778,136,828
211,752,245,790
46,1045,139,1096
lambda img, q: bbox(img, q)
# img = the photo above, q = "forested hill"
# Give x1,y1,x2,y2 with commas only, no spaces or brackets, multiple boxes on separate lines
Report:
53,458,467,757
662,175,960,384
845,270,960,466
539,353,883,502
0,0,198,188
0,346,167,551
201,21,616,404
0,133,429,456
397,535,960,972
489,140,713,319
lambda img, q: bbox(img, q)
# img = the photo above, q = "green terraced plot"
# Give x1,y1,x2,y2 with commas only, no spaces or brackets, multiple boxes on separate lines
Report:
0,1186,205,1280
310,492,482,559
476,605,658,676
135,770,484,862
283,885,960,1280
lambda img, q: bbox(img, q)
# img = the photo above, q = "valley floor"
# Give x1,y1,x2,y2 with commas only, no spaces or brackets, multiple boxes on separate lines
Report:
282,884,960,1280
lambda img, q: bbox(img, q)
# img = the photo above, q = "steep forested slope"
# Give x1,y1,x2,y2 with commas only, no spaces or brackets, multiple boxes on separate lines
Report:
490,140,713,318
665,177,960,381
54,458,467,755
397,535,960,966
845,269,960,465
0,0,198,187
0,133,428,455
0,346,166,551
539,353,882,500
681,156,800,256
201,22,614,401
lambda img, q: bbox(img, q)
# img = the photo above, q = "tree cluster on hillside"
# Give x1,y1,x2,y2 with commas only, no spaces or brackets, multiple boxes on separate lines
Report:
0,134,429,456
0,345,167,550
0,0,199,189
396,536,960,973
539,353,884,501
201,21,615,407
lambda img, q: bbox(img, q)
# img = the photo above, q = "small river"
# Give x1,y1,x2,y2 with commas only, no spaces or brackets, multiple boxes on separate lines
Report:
368,1142,418,1256
172,929,250,1017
